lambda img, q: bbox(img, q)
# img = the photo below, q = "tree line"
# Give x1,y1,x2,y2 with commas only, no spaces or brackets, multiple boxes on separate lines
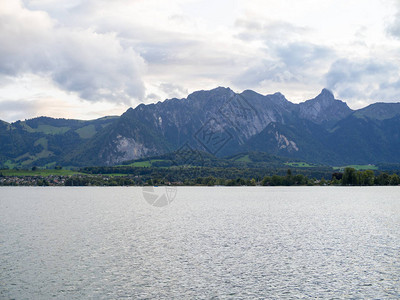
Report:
63,167,400,186
1,167,399,186
338,168,400,186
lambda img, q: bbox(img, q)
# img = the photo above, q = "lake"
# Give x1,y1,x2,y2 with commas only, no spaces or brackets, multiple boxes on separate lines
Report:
1,187,399,299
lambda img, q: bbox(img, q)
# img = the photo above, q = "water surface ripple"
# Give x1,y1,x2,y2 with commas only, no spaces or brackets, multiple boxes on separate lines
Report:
1,187,399,299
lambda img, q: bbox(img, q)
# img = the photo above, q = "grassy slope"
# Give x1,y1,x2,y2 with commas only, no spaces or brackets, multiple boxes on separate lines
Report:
234,154,252,163
285,162,319,168
333,165,378,171
75,125,97,139
1,169,83,176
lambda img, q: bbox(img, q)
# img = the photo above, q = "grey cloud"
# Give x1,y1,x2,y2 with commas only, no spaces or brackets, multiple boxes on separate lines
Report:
159,83,188,98
24,0,201,62
232,16,335,90
325,58,400,102
276,43,333,69
22,1,244,97
29,1,213,69
233,42,334,89
387,0,400,38
390,20,400,38
137,38,202,65
0,99,42,122
50,29,146,104
326,59,393,89
232,60,291,88
0,1,146,105
94,16,221,70
234,19,308,42
34,1,272,78
145,93,160,101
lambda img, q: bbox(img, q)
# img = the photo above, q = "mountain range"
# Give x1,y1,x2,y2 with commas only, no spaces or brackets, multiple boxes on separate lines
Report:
1,87,400,168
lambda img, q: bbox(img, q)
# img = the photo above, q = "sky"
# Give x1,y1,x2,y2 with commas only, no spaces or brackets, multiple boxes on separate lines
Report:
1,0,400,122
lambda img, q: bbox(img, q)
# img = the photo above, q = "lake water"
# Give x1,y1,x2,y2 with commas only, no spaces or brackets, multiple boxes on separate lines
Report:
1,187,399,299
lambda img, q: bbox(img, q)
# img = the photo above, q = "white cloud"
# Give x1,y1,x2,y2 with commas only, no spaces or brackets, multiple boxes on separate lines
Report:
387,0,400,38
0,0,146,105
325,58,400,107
0,74,130,122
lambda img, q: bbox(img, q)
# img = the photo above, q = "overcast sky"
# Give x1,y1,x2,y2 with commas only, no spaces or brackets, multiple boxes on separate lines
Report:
1,0,400,122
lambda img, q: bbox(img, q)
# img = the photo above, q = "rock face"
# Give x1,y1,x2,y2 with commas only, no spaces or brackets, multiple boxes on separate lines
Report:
2,86,400,167
298,89,353,125
86,87,295,164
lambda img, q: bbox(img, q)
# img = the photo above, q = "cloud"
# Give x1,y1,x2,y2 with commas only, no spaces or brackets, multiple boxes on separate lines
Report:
50,30,146,103
0,99,42,122
231,15,337,100
0,95,130,123
0,0,146,104
325,58,400,104
277,43,333,69
2,0,400,121
387,0,400,38
233,42,334,89
159,83,188,98
20,0,238,98
234,19,308,42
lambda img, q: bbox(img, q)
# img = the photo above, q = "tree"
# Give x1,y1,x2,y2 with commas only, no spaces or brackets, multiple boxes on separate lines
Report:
342,167,358,185
247,178,256,186
236,178,246,186
376,173,390,185
284,169,294,186
270,175,282,186
332,172,343,180
331,177,340,185
226,179,237,186
216,178,225,186
294,174,306,185
360,170,374,186
389,174,400,185
204,176,216,186
261,176,271,186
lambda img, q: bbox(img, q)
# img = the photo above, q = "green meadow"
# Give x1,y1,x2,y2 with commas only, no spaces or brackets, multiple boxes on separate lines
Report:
0,169,82,176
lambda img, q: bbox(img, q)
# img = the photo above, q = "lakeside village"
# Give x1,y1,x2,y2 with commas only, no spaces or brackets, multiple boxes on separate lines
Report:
1,168,400,187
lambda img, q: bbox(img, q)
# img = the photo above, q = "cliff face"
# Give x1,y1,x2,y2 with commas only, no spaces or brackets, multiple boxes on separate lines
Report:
298,88,353,125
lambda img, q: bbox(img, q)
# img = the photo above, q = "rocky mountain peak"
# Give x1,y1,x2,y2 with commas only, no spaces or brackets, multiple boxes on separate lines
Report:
272,92,289,102
298,88,352,125
187,86,234,99
315,88,335,101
